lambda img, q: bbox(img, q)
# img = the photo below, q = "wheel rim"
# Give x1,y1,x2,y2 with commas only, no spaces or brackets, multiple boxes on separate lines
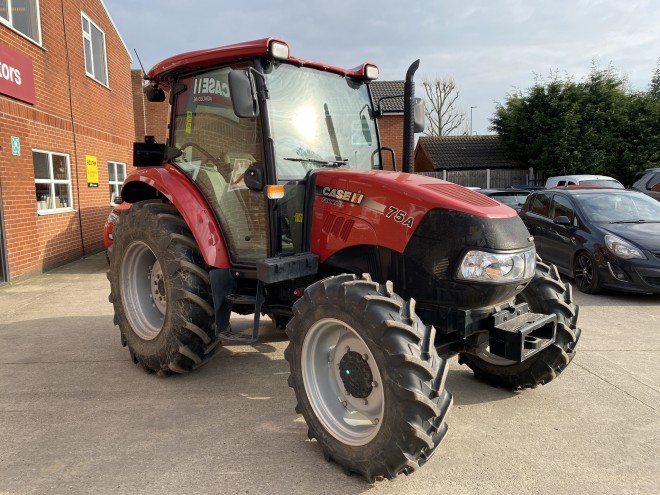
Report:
301,318,384,446
575,253,593,291
121,241,166,340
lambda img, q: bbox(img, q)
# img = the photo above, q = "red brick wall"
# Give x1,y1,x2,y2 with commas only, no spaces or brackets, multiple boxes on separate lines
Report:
0,0,134,281
378,115,403,171
132,69,169,144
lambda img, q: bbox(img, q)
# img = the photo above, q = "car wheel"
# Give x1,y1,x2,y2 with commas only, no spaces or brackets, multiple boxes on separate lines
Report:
574,250,602,294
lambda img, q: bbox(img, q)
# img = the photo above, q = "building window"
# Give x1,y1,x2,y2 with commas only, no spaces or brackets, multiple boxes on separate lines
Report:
81,12,108,86
33,150,73,213
0,0,42,44
108,161,126,204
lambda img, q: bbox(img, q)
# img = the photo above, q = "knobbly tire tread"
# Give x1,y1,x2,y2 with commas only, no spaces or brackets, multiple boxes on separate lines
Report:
284,274,453,482
108,201,219,375
459,258,581,390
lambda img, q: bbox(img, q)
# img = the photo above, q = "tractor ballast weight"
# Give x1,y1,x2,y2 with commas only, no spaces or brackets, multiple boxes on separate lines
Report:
107,38,580,482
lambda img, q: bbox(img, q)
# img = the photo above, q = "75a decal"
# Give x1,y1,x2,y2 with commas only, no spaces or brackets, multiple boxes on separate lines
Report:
385,206,414,228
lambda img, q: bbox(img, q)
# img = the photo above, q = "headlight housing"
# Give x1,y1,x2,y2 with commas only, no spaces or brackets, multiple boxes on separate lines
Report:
457,248,536,283
605,234,646,260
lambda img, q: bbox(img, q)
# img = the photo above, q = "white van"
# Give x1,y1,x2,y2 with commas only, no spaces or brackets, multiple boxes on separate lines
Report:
544,174,624,189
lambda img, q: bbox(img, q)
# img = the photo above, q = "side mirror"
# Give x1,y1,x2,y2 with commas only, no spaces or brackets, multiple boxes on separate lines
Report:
133,136,165,167
145,85,166,102
553,215,572,227
243,164,265,191
413,97,425,133
228,70,258,118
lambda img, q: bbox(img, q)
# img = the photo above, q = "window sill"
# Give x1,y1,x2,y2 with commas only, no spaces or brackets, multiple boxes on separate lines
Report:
85,73,111,90
37,208,76,216
0,19,44,48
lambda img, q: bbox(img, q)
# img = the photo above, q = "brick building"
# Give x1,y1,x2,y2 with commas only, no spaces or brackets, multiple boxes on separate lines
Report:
370,80,404,171
0,0,134,283
131,69,168,143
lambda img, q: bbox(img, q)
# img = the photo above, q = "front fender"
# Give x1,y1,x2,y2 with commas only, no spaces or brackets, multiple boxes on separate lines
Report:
121,164,230,268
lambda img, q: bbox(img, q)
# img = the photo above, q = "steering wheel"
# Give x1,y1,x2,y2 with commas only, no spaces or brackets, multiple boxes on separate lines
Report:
178,142,230,180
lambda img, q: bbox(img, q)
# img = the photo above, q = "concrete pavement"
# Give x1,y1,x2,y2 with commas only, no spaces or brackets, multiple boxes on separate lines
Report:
1,253,659,494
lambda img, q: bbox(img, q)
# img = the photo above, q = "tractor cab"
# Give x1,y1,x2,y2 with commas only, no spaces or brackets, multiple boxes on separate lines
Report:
129,39,384,266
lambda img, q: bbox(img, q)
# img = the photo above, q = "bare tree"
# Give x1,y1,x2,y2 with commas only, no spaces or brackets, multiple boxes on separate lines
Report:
421,77,467,136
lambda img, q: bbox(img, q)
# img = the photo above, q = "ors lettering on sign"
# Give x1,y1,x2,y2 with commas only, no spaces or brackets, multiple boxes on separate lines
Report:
0,43,36,105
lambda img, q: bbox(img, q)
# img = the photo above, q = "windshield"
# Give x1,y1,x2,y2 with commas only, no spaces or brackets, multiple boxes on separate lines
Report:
578,192,660,222
265,63,380,181
581,179,624,189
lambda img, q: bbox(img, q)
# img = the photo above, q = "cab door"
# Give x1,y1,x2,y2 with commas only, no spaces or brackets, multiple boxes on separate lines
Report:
170,65,269,264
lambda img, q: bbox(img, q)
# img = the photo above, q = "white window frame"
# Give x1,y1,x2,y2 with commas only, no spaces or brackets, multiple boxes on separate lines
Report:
33,149,74,215
108,161,126,205
81,11,109,87
0,0,42,45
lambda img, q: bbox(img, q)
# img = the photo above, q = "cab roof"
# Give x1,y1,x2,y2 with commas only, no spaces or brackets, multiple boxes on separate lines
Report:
146,37,377,86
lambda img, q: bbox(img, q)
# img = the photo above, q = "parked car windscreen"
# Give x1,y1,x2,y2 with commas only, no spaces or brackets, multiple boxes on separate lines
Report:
580,179,624,188
576,191,660,223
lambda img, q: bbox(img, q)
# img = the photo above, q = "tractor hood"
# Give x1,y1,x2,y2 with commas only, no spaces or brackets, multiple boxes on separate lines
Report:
309,169,520,257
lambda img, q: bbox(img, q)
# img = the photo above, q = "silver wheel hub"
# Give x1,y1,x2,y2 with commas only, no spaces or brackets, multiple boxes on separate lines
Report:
302,318,384,446
121,242,165,340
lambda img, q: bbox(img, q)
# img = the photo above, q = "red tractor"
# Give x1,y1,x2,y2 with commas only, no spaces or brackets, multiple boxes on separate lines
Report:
107,38,580,482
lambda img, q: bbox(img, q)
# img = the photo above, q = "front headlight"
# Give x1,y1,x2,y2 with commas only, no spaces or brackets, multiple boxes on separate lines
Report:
457,248,536,283
605,234,646,260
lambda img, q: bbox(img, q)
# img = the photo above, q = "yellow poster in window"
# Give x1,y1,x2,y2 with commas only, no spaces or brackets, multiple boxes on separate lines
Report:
86,155,99,187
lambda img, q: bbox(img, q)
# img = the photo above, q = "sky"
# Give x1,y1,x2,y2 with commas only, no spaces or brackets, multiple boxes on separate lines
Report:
106,0,659,136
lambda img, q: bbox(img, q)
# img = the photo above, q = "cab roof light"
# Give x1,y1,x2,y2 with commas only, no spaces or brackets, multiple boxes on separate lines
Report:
267,185,285,199
364,64,379,80
270,41,290,61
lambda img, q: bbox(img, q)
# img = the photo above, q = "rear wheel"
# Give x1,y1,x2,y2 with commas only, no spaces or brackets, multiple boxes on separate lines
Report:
108,201,219,375
459,259,581,390
285,274,452,482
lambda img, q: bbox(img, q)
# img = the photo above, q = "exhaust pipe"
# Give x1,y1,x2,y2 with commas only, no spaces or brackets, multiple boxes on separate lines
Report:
402,59,419,174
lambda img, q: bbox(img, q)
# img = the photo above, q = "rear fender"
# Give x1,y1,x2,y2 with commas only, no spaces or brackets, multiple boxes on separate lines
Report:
120,164,230,268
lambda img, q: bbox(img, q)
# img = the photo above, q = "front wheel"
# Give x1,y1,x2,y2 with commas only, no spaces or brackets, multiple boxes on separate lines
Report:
284,274,452,482
574,250,602,294
459,259,581,390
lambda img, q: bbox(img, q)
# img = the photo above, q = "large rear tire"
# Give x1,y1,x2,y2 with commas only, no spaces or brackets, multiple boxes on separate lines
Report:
459,259,581,390
108,201,219,375
284,274,452,482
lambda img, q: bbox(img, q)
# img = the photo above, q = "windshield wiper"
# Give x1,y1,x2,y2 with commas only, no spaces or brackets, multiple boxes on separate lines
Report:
609,219,658,224
283,157,348,168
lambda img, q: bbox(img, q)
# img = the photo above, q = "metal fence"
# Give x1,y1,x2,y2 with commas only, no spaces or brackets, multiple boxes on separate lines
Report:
416,169,544,188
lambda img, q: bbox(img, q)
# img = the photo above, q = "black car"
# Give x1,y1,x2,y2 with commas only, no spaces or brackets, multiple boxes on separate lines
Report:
630,168,660,202
519,188,660,294
474,188,530,212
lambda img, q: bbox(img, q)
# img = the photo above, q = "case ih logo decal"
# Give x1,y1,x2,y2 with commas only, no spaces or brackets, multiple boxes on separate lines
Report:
320,187,364,205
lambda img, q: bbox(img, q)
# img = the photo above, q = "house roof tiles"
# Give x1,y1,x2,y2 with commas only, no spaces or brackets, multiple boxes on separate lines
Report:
417,135,526,170
370,80,404,113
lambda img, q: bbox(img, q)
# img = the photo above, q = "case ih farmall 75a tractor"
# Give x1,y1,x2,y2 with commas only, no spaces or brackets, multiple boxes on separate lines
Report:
107,38,580,482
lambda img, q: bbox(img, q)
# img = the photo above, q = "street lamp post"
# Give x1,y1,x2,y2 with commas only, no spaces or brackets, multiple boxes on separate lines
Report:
470,106,477,135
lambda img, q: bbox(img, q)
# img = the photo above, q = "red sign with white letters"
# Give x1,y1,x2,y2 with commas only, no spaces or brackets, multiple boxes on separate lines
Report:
0,42,36,105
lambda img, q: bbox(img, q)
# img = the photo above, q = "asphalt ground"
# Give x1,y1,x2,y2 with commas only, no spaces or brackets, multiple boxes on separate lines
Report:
1,252,659,494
